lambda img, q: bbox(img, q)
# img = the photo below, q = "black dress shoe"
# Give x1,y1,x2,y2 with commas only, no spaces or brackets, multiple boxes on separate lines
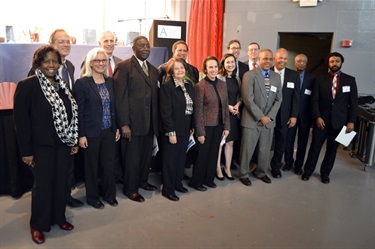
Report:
321,176,330,184
188,184,207,191
183,174,191,181
162,193,179,201
216,174,225,181
175,187,188,193
204,182,217,188
88,200,105,209
271,169,282,178
105,198,118,207
259,175,272,184
66,196,84,208
141,183,157,191
58,222,74,231
30,227,45,244
294,167,303,175
222,168,235,180
282,164,292,172
127,193,145,202
239,177,252,186
301,173,310,181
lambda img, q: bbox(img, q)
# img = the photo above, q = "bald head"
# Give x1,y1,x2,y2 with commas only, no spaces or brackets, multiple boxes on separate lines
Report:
294,54,308,72
274,48,288,70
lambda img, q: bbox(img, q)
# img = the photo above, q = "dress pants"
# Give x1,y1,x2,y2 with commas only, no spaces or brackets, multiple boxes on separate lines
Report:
303,123,341,177
161,131,190,195
239,126,274,178
84,128,116,204
122,128,153,195
189,124,223,188
271,125,288,171
284,119,311,169
30,143,71,232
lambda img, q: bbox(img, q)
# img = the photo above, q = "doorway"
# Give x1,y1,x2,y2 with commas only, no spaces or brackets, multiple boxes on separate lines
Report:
278,32,333,76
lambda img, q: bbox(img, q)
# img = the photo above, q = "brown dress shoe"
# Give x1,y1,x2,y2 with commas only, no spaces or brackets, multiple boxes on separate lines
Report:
30,227,45,244
59,222,74,231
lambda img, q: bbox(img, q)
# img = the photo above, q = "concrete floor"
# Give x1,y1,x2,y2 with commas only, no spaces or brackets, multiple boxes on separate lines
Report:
0,146,374,249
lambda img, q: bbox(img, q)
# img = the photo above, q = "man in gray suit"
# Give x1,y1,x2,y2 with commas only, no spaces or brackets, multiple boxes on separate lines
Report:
239,49,282,186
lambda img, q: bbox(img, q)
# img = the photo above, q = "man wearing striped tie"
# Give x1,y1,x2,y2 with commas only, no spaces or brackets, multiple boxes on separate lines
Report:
302,52,358,184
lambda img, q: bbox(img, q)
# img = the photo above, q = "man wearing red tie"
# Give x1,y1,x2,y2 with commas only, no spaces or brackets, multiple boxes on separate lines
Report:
302,52,358,184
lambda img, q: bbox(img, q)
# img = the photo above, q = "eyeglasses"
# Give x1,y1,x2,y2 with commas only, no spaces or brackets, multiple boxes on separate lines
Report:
229,47,241,50
176,49,188,53
92,59,108,63
57,40,71,44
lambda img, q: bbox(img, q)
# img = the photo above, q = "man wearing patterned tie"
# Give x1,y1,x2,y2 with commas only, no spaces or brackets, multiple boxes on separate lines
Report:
302,52,358,184
245,42,260,71
113,36,159,202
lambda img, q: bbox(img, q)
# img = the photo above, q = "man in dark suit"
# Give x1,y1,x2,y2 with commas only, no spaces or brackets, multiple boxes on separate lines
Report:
226,40,249,80
302,52,358,184
245,42,260,71
27,29,83,208
239,49,282,186
270,48,300,179
113,36,159,202
284,54,316,175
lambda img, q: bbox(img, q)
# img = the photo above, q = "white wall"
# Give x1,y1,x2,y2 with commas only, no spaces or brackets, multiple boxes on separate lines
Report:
224,0,375,95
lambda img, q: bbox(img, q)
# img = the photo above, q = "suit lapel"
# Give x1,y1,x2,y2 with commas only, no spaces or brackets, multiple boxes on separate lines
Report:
88,77,102,100
132,56,151,85
254,69,267,100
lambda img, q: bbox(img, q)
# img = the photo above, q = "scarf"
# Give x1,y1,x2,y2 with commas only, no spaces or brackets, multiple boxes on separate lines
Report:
36,68,78,146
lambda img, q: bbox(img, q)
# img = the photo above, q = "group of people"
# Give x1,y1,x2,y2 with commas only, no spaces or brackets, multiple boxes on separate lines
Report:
12,30,358,245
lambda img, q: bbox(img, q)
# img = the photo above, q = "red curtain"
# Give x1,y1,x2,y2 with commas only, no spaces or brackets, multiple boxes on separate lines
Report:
188,0,224,72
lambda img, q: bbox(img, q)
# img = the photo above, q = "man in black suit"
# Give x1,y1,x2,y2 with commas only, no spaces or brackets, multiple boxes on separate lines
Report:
226,40,249,80
113,36,159,202
302,52,358,184
284,54,316,175
27,29,83,208
270,48,300,179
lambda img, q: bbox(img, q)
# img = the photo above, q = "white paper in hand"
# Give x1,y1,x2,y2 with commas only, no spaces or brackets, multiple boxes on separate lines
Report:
335,125,357,147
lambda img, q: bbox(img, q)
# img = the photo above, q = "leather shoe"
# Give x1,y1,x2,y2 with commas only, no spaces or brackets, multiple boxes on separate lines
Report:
204,182,217,188
162,193,179,201
188,184,207,191
127,193,145,202
66,196,84,208
301,173,310,181
294,167,303,175
222,168,235,180
216,174,225,181
59,222,74,231
30,228,44,244
259,175,272,184
88,200,105,209
175,187,188,193
271,169,282,178
239,177,252,186
321,176,330,184
141,183,157,191
282,164,292,172
105,198,118,207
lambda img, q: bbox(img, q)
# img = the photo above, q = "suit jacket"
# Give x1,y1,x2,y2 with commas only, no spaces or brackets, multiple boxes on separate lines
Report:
312,72,358,129
194,77,230,137
241,68,282,129
271,67,300,128
73,76,117,138
27,59,75,88
80,55,122,76
160,77,195,136
238,61,249,80
113,56,159,136
158,61,199,85
13,75,73,156
298,71,316,128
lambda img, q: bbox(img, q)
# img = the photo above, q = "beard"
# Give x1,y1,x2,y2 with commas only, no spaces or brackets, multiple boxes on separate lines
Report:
329,65,341,73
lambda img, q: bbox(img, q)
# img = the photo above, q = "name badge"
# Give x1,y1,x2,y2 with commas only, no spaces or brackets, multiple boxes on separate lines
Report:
287,82,294,88
342,86,351,93
271,85,277,93
304,89,312,95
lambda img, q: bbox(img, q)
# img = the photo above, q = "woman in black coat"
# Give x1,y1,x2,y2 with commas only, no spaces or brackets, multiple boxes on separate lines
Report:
73,48,120,209
14,45,79,244
160,58,195,201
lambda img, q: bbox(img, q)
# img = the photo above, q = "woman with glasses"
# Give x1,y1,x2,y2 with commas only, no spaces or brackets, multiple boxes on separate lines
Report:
73,48,120,209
